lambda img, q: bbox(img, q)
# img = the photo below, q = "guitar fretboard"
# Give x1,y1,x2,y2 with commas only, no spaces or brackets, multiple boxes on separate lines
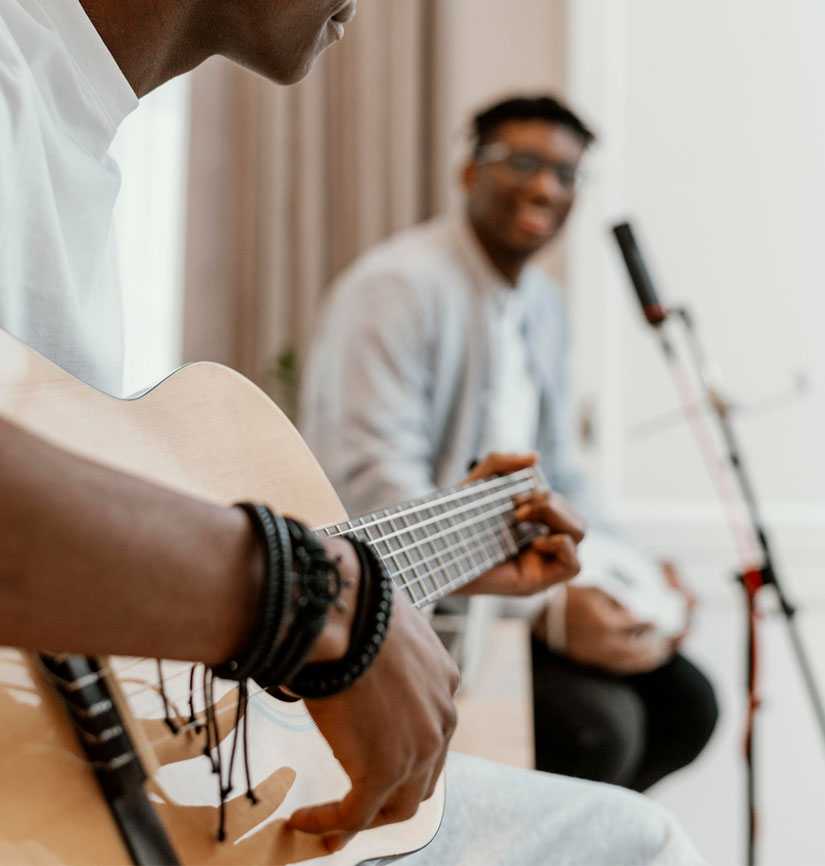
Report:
317,468,546,608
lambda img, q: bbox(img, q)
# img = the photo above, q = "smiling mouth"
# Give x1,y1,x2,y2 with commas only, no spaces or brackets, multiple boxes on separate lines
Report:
513,204,555,238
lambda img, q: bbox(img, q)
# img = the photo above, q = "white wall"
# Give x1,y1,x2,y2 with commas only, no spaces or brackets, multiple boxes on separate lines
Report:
567,3,825,863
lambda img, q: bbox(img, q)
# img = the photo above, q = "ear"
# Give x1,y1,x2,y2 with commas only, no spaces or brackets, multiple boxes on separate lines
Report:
461,160,478,195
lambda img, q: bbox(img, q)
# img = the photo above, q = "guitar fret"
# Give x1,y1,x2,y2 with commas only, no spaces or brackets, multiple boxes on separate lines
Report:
473,500,498,577
441,515,463,586
486,511,514,562
447,509,480,580
427,518,455,598
398,511,435,602
316,469,545,607
389,514,415,578
466,501,492,580
386,511,425,605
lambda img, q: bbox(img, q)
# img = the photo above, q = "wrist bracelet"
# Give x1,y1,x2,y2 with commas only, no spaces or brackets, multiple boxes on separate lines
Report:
212,503,293,683
252,518,342,687
287,536,393,699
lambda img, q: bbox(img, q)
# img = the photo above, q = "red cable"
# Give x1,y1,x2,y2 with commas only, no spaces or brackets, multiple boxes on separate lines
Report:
663,349,764,827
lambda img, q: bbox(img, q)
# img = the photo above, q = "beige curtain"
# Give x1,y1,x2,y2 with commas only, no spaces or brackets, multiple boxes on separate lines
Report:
182,1,442,409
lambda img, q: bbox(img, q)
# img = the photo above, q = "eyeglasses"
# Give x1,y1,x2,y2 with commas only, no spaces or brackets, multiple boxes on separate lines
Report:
475,144,583,190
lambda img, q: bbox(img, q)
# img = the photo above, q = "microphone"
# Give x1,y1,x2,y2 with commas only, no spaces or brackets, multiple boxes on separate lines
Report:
612,222,668,326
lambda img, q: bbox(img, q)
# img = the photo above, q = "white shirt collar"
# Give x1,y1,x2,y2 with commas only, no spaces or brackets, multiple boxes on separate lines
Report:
33,0,138,137
449,213,536,322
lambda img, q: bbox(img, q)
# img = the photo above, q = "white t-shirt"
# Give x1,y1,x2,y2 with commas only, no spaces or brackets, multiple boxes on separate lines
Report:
0,0,137,395
484,285,540,455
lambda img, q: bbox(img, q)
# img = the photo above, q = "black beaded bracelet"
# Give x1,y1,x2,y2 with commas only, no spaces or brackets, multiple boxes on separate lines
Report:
286,536,393,699
252,518,343,688
212,503,293,683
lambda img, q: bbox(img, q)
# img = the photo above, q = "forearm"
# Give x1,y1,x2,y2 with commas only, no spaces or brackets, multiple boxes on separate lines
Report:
0,418,263,664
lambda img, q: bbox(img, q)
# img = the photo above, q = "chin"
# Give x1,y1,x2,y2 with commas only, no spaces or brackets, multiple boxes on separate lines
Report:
275,62,314,85
248,31,333,85
507,233,554,259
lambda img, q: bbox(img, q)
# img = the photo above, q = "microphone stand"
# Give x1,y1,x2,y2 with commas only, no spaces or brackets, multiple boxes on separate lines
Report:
612,223,825,866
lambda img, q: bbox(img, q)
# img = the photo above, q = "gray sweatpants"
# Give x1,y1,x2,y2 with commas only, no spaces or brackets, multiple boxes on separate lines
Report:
397,753,703,866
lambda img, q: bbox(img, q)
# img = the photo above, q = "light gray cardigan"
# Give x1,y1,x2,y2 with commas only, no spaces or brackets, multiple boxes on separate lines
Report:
299,213,606,526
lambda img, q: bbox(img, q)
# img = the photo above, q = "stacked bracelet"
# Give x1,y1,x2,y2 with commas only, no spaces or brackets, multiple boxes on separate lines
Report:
211,503,293,683
212,509,392,701
212,505,342,687
286,536,393,699
251,518,343,687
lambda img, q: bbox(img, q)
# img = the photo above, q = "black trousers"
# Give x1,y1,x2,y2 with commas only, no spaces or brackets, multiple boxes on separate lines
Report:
530,634,719,791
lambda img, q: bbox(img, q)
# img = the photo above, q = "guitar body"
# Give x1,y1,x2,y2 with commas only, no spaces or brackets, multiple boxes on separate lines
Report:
0,329,444,865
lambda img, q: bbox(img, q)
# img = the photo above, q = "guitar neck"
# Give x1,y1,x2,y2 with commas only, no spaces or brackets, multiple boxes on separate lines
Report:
317,467,547,608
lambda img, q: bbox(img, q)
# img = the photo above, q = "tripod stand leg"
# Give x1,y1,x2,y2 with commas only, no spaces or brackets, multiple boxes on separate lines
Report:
782,610,825,743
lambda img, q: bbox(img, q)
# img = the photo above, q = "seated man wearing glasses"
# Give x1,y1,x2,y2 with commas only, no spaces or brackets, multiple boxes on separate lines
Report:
300,94,718,791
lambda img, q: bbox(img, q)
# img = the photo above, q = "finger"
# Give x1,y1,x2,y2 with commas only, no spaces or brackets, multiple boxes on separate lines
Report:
660,560,679,586
366,782,428,830
288,786,386,837
424,741,450,800
367,743,449,831
445,655,461,696
463,451,538,483
514,494,586,543
620,620,656,638
320,832,356,854
530,533,581,576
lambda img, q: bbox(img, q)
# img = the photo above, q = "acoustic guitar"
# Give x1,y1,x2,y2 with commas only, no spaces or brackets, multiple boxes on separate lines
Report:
0,328,546,866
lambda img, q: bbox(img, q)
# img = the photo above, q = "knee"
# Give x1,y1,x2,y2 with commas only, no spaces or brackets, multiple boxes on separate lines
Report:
576,703,646,782
535,695,646,786
673,663,720,763
562,781,703,865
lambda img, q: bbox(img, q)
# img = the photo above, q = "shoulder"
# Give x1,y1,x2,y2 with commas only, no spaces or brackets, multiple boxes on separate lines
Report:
329,216,468,314
0,7,46,132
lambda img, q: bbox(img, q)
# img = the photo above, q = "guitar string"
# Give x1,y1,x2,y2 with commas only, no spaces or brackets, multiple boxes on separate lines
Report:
326,481,536,595
405,522,544,608
385,511,513,583
353,489,536,598
384,512,520,602
386,492,528,566
325,470,537,538
323,469,533,535
341,479,535,552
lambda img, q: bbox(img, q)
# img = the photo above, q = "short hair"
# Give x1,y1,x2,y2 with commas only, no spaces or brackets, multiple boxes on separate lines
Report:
470,95,596,155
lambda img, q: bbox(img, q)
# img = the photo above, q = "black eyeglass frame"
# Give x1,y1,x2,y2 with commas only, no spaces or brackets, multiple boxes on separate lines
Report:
474,143,585,191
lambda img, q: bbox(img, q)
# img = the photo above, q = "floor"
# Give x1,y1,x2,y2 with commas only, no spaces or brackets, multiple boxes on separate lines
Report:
449,602,825,866
451,618,534,771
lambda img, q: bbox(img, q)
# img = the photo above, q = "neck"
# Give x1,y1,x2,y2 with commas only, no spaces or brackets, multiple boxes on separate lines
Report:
466,212,528,286
78,0,214,97
317,468,547,608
